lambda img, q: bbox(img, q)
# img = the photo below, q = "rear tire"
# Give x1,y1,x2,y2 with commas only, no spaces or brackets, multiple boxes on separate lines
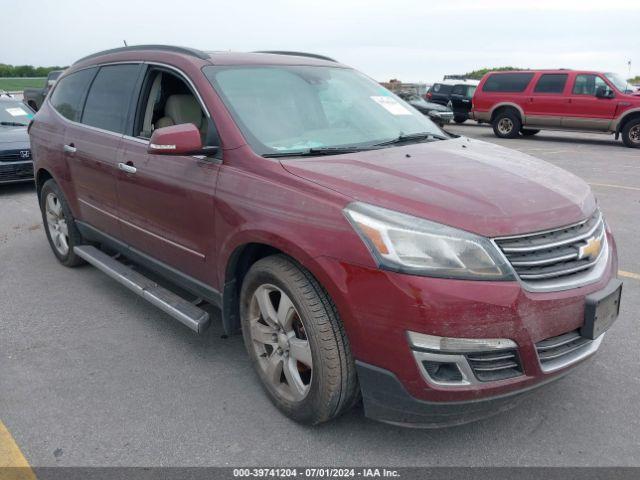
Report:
454,116,467,124
521,129,540,137
39,179,85,267
240,255,358,425
492,110,521,139
622,118,640,148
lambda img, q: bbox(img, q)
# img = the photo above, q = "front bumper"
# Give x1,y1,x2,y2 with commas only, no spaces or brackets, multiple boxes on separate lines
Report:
0,160,34,184
356,359,579,427
316,232,619,424
428,111,453,124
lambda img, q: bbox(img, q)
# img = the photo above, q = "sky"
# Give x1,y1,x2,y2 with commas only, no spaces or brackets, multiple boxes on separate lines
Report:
3,0,640,83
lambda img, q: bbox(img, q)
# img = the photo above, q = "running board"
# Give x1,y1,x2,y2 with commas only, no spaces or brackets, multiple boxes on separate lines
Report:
74,245,210,333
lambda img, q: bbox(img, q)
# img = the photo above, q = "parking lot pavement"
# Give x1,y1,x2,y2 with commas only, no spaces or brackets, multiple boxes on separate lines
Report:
0,130,639,468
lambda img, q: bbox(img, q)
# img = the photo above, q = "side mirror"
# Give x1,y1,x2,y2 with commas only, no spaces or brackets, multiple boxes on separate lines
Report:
148,123,206,155
595,86,614,99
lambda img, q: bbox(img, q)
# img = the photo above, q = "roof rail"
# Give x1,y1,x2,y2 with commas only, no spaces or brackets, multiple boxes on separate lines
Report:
253,51,337,63
73,45,210,65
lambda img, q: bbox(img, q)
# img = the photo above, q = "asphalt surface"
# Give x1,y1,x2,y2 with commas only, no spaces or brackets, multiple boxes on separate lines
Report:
0,125,639,467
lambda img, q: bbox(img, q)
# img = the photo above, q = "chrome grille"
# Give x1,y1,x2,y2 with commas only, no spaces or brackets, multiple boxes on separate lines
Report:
0,149,31,162
465,349,522,382
494,211,605,282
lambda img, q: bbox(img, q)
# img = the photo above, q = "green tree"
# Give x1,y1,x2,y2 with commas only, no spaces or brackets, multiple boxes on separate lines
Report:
462,67,524,80
628,75,640,84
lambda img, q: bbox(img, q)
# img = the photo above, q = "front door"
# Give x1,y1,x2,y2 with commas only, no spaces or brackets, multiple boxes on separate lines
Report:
116,66,220,284
562,74,618,130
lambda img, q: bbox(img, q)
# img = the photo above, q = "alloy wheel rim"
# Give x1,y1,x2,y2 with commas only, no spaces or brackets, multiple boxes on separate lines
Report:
248,284,313,402
45,192,69,256
497,118,514,135
630,125,640,144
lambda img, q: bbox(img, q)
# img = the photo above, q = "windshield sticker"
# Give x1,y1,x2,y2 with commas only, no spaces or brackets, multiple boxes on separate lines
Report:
370,96,412,115
6,107,30,117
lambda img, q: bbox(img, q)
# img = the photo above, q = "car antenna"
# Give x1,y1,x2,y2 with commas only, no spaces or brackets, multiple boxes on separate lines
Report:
123,40,128,47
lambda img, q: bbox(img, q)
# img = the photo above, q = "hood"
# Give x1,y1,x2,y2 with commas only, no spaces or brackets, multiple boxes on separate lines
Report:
280,137,595,237
0,126,29,147
410,99,449,112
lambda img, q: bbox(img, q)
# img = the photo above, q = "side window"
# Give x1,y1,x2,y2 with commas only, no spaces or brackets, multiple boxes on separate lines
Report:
572,75,607,96
482,73,535,93
534,74,568,94
135,69,211,144
82,64,141,134
49,68,96,122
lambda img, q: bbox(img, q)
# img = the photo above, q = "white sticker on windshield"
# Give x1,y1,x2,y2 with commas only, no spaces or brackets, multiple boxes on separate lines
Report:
6,107,29,117
370,96,412,116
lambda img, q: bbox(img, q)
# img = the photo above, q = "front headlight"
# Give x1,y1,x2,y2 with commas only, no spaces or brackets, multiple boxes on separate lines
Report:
343,202,514,280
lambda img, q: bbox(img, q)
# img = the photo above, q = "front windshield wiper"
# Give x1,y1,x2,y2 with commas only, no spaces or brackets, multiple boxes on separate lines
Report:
263,146,379,158
374,132,448,147
0,121,28,127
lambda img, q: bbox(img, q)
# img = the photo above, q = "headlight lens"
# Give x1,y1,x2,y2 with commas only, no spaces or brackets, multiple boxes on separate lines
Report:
344,202,514,280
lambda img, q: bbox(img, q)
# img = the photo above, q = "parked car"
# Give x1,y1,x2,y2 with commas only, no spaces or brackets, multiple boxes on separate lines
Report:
1,94,34,184
472,70,640,148
426,79,477,108
23,70,63,111
397,92,453,126
30,46,622,427
447,81,479,123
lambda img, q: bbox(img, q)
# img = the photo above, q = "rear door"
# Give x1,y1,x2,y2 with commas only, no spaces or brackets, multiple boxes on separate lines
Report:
449,84,473,117
525,73,568,127
63,64,142,235
116,65,220,284
563,73,618,130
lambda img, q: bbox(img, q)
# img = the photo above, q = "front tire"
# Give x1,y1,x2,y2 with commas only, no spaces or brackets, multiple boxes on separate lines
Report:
40,179,85,267
240,255,358,425
622,118,640,148
492,110,521,139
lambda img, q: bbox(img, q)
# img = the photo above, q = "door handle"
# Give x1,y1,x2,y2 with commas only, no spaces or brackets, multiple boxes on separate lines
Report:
118,162,137,174
63,144,76,154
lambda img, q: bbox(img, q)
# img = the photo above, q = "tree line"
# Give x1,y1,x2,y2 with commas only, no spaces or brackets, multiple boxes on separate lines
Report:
0,64,67,78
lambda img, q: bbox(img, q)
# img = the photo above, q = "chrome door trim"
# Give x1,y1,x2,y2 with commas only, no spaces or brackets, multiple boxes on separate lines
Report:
78,198,205,259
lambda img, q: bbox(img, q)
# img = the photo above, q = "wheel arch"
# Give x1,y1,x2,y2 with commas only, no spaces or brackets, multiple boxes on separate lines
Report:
220,234,334,336
615,109,640,133
35,167,54,200
490,103,524,123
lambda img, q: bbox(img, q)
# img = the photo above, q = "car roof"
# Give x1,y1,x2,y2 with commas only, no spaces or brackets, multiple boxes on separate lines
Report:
71,45,345,69
485,69,606,75
434,79,479,86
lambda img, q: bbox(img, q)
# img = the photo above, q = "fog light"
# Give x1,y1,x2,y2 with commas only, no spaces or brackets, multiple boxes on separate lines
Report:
422,361,463,383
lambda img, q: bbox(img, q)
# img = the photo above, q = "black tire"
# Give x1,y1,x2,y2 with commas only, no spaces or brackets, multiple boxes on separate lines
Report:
492,110,521,139
454,116,467,124
621,118,640,148
521,129,540,137
240,254,358,425
39,179,85,267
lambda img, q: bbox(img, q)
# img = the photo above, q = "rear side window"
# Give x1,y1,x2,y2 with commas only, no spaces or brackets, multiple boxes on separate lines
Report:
82,64,141,134
534,74,568,94
49,68,96,122
482,73,534,93
452,85,465,95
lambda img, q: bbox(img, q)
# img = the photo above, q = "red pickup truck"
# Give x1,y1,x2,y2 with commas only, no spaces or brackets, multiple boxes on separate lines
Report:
472,70,640,148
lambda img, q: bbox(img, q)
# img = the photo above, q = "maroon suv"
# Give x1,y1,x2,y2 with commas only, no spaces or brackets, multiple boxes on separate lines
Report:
29,46,622,427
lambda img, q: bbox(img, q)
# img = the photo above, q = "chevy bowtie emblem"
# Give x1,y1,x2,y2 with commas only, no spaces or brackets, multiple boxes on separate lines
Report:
578,236,602,260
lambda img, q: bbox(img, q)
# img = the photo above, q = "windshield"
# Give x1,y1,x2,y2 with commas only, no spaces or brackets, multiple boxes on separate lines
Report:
204,65,443,155
0,100,34,126
605,72,631,93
